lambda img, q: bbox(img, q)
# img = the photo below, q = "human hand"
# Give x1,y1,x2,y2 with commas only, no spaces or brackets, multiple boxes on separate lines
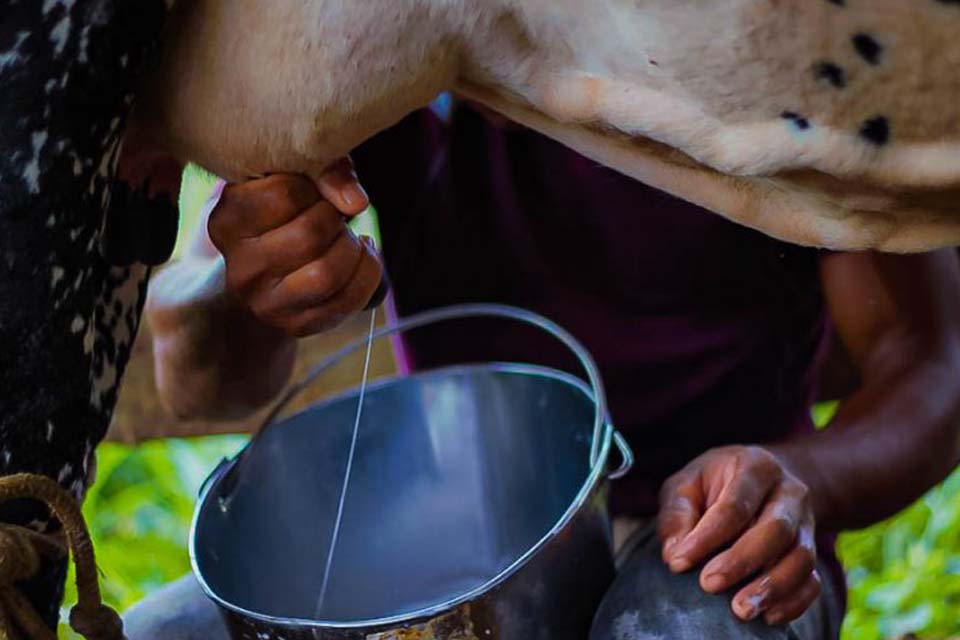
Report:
658,446,819,625
207,159,384,337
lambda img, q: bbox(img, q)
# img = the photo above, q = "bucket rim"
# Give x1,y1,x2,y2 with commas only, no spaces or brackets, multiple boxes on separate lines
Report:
189,361,615,631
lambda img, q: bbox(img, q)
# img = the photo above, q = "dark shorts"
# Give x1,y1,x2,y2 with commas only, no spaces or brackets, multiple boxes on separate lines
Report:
125,522,843,640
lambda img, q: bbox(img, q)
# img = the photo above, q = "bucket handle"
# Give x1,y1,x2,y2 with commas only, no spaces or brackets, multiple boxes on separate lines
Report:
608,432,634,480
260,303,632,474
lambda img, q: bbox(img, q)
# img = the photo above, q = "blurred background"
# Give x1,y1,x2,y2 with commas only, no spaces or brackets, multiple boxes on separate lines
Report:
60,168,960,640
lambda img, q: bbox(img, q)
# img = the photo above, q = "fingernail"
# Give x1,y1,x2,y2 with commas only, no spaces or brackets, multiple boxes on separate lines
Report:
673,532,698,555
702,572,726,593
735,589,768,621
668,556,692,573
734,594,763,621
663,537,679,555
666,535,694,571
364,276,390,311
341,182,368,207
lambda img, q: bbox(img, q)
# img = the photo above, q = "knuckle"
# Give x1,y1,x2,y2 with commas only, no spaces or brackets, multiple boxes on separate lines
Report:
246,295,277,321
303,262,336,292
261,180,295,210
304,202,336,228
677,482,700,502
795,547,817,574
780,470,809,493
659,478,689,504
745,446,781,475
280,175,317,207
778,478,813,514
257,175,311,211
768,515,798,540
810,573,822,596
224,266,255,296
301,208,340,247
743,445,768,461
728,496,754,520
660,496,693,516
289,227,323,261
659,476,681,499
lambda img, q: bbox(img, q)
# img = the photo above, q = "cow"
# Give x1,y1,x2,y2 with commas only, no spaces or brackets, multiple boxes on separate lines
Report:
131,0,960,253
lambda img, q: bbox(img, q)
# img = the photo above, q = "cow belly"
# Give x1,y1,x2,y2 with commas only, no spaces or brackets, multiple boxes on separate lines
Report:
132,0,960,251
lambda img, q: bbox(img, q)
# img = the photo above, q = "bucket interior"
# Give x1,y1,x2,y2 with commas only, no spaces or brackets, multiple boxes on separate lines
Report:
192,364,597,623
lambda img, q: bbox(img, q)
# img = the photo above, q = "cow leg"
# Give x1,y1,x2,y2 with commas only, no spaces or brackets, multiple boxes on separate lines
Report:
0,0,168,626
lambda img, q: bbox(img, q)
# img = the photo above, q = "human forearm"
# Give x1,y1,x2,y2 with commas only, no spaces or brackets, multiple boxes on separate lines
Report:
770,348,960,531
146,257,296,421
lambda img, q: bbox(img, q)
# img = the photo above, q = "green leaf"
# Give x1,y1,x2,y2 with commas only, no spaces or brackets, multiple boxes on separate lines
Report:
811,401,839,429
877,603,934,638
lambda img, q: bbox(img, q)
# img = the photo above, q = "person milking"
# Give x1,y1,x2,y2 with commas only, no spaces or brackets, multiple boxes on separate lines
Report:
129,99,960,640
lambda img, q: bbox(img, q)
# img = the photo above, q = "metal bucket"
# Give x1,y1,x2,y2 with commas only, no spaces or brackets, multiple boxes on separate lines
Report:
190,304,634,640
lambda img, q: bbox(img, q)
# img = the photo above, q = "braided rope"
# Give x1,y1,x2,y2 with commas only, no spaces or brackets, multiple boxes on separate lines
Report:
0,474,125,640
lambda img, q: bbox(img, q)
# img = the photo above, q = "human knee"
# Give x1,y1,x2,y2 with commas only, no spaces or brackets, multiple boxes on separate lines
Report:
124,575,228,640
591,543,791,640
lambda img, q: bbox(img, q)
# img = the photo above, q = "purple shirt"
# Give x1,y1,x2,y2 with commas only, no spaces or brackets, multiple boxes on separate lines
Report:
355,103,828,513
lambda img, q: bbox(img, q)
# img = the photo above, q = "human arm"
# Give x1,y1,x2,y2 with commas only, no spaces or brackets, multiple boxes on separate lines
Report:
657,250,960,624
774,250,960,529
146,165,384,421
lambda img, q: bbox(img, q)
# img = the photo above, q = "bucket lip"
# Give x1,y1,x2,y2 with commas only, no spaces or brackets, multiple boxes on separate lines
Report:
190,361,614,631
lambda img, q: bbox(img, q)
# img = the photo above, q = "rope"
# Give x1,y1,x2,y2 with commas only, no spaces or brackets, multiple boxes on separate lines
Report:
0,473,125,640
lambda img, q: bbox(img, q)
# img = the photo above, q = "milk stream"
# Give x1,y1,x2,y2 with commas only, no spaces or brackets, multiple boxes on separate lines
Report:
314,307,377,619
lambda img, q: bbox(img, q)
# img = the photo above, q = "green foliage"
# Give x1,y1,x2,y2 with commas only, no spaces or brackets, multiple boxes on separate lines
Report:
814,401,960,639
59,437,247,638
838,469,960,640
174,163,220,259
812,401,840,431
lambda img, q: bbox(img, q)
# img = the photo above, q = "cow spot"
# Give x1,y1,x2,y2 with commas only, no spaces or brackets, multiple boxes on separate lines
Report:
852,33,883,65
814,61,846,89
781,111,811,131
860,116,890,146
